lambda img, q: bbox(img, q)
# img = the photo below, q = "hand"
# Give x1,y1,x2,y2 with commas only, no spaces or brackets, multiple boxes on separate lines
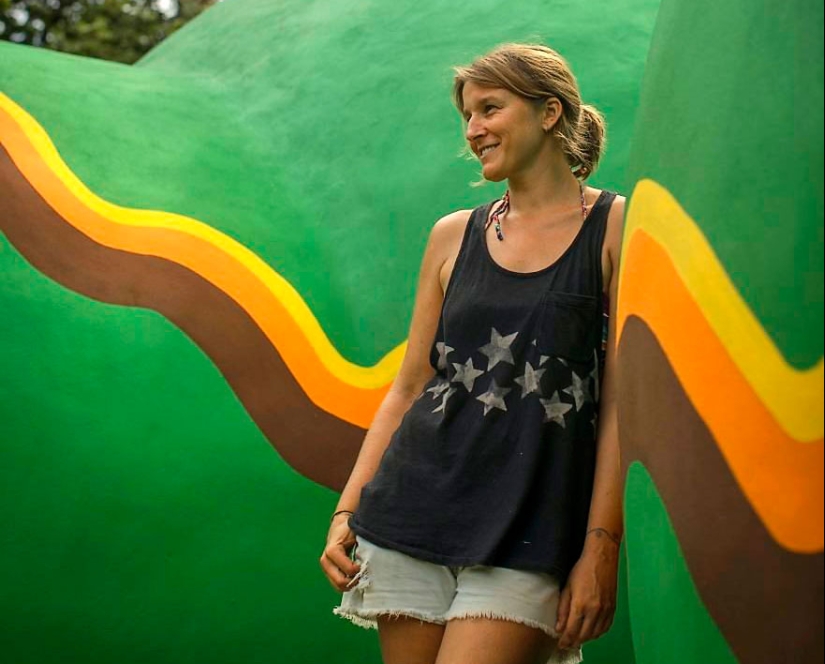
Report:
555,538,619,650
319,513,360,592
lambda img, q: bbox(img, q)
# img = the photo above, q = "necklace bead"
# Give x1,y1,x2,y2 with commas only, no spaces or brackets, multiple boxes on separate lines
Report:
485,183,587,242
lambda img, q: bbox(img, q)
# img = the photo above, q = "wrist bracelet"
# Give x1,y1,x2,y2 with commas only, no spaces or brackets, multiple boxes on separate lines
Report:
586,527,622,547
331,510,354,522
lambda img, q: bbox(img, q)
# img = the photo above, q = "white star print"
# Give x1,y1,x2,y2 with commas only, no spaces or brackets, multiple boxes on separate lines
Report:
452,357,485,392
514,361,546,398
426,380,451,400
479,328,518,370
433,386,458,413
540,391,573,427
436,342,454,371
476,379,512,416
539,355,550,366
563,371,591,411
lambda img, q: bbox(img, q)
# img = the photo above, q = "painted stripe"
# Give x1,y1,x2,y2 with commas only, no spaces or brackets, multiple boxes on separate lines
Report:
624,462,739,664
622,178,823,443
620,319,823,661
0,145,366,490
0,92,401,428
619,230,823,552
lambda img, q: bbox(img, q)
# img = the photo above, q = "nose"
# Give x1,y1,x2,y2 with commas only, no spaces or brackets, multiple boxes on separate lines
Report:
465,114,485,142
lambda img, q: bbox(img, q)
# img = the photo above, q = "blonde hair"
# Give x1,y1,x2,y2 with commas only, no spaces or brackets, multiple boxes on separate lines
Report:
453,43,606,180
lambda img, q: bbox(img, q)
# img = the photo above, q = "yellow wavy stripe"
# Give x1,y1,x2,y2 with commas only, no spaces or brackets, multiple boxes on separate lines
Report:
623,179,824,442
0,91,404,390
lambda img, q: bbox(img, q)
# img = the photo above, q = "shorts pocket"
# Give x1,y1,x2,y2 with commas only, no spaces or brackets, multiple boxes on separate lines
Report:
537,291,600,363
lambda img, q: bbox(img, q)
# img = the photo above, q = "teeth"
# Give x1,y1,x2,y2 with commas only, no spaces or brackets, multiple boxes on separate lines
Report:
480,145,498,157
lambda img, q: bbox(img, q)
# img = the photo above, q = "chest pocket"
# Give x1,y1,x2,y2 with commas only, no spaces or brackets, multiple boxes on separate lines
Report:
537,291,600,363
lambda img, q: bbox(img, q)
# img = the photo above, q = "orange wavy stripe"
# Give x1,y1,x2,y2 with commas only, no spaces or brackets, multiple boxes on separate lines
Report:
619,230,824,553
0,104,385,429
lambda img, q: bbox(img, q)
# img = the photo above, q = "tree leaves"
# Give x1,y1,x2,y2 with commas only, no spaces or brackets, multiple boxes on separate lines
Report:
0,0,217,63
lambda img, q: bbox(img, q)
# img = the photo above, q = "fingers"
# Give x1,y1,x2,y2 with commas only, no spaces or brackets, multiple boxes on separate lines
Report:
592,613,614,640
554,586,571,635
557,604,584,650
319,543,361,593
573,611,599,648
558,604,616,649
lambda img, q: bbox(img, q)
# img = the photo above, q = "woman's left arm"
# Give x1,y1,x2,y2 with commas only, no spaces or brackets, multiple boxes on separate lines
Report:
556,195,627,650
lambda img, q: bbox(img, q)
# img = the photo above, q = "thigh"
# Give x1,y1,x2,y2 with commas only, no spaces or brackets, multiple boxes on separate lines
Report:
377,616,445,664
435,617,558,664
438,566,582,664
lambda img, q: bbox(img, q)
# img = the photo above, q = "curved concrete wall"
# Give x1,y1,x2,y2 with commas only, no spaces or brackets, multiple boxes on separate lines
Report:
1,0,820,662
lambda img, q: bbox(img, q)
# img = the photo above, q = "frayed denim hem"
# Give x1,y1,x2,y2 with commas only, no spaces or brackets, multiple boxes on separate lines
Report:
332,608,583,664
446,609,558,639
444,611,583,664
332,606,447,630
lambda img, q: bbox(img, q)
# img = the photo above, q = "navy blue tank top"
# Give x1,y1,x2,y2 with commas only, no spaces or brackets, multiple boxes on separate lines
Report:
351,190,616,581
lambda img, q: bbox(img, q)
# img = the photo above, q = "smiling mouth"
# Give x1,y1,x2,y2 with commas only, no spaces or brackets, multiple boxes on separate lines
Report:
479,144,499,159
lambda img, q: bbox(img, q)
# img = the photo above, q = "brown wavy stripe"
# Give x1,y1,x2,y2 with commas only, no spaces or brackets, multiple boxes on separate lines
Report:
618,315,824,663
0,146,365,492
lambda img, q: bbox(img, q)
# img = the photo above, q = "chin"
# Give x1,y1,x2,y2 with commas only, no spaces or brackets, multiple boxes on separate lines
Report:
481,166,507,183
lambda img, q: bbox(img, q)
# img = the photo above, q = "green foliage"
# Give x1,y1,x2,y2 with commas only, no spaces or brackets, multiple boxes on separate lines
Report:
0,0,216,64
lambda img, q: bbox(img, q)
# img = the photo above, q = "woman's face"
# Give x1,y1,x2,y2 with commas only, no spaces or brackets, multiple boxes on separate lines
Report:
461,81,550,182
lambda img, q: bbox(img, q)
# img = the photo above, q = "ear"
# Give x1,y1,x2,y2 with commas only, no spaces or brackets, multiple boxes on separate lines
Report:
541,97,563,133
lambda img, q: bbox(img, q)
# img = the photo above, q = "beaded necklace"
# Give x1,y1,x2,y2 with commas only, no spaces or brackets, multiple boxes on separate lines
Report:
486,182,588,242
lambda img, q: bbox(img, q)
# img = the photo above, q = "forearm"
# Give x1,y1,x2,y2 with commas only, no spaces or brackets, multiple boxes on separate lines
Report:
334,384,424,513
584,363,623,552
586,410,623,546
585,200,627,553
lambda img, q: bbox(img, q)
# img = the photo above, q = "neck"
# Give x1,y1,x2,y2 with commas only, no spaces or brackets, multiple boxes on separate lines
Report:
506,150,582,219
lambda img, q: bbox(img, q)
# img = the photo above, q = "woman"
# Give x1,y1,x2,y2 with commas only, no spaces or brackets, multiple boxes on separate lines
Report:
320,43,625,664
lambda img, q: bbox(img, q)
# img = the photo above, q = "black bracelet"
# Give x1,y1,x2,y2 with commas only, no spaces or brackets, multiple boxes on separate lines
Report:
331,510,354,522
586,527,622,547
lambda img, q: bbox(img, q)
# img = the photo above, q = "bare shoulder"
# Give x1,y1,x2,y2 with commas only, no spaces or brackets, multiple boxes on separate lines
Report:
427,208,474,293
590,190,626,292
605,193,627,258
606,192,627,224
429,208,473,254
392,208,474,395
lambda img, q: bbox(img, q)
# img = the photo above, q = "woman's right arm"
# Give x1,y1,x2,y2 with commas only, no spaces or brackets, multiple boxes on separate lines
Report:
319,209,471,592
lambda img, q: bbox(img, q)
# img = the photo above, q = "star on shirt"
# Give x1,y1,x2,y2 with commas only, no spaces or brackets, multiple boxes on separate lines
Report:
563,371,591,411
540,391,573,427
514,361,546,398
435,342,454,371
479,328,518,371
426,380,451,400
539,355,550,367
433,386,458,413
476,378,512,416
452,357,485,392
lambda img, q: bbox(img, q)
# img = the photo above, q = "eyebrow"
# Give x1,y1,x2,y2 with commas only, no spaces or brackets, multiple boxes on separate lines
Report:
462,95,503,117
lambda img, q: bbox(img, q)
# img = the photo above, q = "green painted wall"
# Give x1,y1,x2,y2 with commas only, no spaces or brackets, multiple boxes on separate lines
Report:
629,0,824,368
0,0,660,367
623,0,823,661
624,464,737,664
0,0,664,661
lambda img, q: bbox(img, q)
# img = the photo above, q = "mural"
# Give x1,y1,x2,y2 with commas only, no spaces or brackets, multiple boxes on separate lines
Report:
1,0,821,663
618,0,824,663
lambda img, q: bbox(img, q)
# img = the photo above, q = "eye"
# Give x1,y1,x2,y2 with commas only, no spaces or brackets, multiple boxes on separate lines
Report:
484,104,499,114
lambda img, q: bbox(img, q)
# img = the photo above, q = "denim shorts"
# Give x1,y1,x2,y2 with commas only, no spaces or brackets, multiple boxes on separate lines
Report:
334,536,583,664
